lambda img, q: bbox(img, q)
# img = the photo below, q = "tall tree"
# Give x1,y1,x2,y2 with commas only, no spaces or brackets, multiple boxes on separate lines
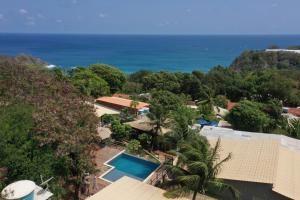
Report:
164,137,239,200
147,100,169,150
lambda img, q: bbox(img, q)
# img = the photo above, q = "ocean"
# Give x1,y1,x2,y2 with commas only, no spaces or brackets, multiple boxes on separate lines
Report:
0,34,299,73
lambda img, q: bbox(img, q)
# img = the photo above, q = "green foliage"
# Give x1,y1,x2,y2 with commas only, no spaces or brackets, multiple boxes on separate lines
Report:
120,108,135,122
287,119,300,139
122,81,143,94
111,120,132,141
230,50,300,70
142,72,181,93
262,99,283,120
101,114,119,124
0,103,63,196
126,139,142,154
227,100,271,132
0,63,99,199
89,64,126,93
150,90,185,111
169,106,198,143
163,137,239,200
138,133,152,147
214,95,228,108
70,68,110,97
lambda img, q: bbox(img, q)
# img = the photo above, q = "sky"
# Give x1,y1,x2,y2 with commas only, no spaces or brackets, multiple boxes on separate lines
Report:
0,0,299,34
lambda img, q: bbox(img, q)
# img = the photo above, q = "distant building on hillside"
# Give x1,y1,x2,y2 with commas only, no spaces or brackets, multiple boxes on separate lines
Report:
96,96,149,115
200,126,300,200
266,49,300,54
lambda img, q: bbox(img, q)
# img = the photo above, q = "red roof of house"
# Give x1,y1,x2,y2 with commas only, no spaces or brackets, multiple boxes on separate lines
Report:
96,96,149,110
288,108,300,117
112,93,130,99
227,101,236,111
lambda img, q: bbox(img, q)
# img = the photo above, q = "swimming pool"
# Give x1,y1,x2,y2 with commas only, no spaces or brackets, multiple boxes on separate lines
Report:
101,153,160,182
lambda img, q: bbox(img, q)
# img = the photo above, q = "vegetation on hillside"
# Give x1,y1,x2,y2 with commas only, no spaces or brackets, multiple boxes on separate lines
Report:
0,63,98,199
230,50,300,71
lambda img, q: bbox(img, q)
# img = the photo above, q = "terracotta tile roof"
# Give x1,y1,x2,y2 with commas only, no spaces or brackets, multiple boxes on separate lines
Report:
288,108,300,117
227,101,236,110
96,96,149,110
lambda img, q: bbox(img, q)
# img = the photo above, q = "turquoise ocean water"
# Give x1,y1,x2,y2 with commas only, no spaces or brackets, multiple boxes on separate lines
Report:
0,34,299,73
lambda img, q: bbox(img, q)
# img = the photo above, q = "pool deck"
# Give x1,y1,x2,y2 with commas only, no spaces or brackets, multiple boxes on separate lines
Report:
80,145,124,199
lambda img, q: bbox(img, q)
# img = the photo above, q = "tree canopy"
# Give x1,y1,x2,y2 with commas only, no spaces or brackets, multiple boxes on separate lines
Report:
89,64,126,93
226,100,271,132
0,63,99,199
70,68,110,97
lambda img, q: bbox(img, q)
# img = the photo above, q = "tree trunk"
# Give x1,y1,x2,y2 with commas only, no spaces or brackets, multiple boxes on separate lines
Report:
151,127,159,151
192,189,198,200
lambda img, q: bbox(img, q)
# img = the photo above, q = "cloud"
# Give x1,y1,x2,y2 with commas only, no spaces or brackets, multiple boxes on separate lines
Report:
56,19,63,23
19,9,28,15
99,13,107,18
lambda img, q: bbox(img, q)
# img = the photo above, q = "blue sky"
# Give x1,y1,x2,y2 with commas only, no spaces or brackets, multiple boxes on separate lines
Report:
0,0,299,34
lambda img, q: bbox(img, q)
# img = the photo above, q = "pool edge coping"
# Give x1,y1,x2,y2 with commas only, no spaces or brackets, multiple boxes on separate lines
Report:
98,150,161,184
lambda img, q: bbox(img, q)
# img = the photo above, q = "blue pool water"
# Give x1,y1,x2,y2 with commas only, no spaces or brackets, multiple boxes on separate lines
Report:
102,153,159,182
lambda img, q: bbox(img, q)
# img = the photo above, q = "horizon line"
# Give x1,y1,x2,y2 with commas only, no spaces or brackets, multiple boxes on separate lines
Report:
1,32,300,36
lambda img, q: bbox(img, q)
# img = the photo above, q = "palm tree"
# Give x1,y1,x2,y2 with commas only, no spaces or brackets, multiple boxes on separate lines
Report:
163,137,239,200
197,86,217,120
287,119,300,139
147,101,168,150
130,99,139,116
166,106,198,148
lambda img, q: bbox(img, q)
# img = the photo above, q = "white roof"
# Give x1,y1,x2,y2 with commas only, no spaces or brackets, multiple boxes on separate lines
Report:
87,176,189,200
201,126,300,152
94,103,120,118
200,126,300,199
1,180,36,199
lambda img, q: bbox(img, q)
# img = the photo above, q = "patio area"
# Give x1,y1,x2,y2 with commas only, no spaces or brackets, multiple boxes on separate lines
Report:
80,145,124,199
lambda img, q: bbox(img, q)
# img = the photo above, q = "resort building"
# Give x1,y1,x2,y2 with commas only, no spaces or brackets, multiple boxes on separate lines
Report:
93,103,120,118
125,116,171,135
200,126,300,200
87,176,190,200
96,96,150,115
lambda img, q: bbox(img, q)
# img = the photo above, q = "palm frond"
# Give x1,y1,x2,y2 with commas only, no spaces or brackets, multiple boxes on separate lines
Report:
208,180,240,200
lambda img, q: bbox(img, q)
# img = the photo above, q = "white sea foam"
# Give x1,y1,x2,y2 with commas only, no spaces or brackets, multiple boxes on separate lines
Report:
46,64,56,69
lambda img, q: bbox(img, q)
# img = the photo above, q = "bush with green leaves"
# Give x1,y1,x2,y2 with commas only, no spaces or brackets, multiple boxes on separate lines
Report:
70,68,110,97
226,100,271,132
138,133,152,148
111,120,132,141
101,114,119,124
214,95,229,108
126,139,142,154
